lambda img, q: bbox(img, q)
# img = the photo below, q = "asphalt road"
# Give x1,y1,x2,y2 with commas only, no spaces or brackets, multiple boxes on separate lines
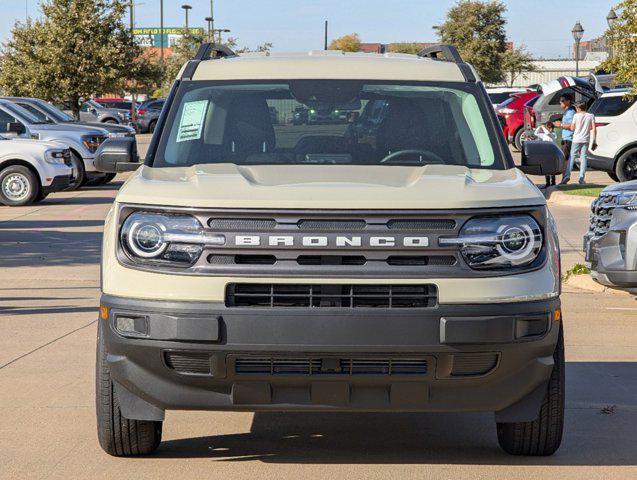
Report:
1,137,636,479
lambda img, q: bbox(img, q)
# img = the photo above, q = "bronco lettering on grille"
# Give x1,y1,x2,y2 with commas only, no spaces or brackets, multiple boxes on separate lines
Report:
233,235,430,248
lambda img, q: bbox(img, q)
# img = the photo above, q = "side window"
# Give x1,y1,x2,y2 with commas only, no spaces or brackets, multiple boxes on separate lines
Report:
17,103,48,122
0,109,18,133
590,96,636,117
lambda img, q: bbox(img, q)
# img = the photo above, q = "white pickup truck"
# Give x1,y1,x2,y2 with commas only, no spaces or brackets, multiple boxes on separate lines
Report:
0,135,72,206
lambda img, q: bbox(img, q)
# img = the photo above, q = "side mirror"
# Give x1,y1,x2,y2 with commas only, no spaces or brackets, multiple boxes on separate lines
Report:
519,141,565,176
6,122,26,135
94,137,141,173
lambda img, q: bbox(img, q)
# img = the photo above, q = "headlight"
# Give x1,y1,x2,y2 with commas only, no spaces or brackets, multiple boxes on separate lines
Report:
617,191,637,208
44,149,66,165
82,135,105,153
120,212,225,267
439,215,543,269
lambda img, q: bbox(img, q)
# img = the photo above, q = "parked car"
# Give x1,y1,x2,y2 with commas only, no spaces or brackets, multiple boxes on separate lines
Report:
135,98,165,133
531,76,603,127
584,181,637,293
94,44,565,457
61,100,131,125
0,134,72,206
496,91,539,151
0,97,135,186
94,98,137,112
586,90,637,182
485,87,527,109
0,99,109,189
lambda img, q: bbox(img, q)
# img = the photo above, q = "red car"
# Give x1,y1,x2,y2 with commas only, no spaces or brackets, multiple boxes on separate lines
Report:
495,91,538,151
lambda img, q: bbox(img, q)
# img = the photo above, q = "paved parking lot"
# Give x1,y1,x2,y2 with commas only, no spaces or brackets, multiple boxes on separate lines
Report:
1,138,636,479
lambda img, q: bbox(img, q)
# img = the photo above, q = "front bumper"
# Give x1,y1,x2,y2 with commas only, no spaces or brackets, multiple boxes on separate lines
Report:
42,174,71,194
101,294,561,421
585,206,637,290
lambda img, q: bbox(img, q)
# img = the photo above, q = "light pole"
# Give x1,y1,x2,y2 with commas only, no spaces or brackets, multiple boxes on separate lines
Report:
214,28,230,45
205,16,213,42
181,4,192,31
572,21,584,77
210,0,214,37
606,9,618,59
160,0,165,96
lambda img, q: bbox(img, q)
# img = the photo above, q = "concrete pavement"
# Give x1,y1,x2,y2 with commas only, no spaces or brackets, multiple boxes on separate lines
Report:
1,139,636,479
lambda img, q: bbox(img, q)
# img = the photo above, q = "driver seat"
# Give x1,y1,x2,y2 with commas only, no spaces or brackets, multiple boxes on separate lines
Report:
376,98,435,160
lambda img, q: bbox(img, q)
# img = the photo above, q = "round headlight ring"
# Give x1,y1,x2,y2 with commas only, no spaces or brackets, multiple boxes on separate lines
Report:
127,220,168,258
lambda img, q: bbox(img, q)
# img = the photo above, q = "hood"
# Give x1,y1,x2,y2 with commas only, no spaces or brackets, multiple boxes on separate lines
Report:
116,164,545,210
0,137,66,150
68,121,134,134
602,180,637,194
29,123,108,136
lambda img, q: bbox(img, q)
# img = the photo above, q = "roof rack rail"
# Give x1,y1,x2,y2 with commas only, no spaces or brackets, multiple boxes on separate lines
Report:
417,44,463,63
193,42,237,60
417,44,476,83
181,43,237,80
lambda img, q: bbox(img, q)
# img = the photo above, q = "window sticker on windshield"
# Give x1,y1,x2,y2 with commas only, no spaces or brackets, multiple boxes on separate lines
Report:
176,100,208,142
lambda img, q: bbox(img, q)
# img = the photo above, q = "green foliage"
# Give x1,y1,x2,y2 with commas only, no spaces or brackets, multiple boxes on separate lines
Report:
557,184,605,197
435,0,508,84
0,0,145,118
602,0,637,96
562,263,591,282
389,43,422,54
328,34,362,52
502,46,537,87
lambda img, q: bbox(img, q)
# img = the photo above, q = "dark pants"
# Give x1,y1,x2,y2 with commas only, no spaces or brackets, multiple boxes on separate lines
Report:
558,140,572,183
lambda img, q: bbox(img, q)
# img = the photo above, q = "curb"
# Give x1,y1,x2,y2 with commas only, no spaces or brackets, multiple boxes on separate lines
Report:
545,190,594,208
564,274,631,296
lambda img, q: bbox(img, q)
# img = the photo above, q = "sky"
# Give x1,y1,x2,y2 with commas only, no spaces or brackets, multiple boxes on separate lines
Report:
3,0,616,59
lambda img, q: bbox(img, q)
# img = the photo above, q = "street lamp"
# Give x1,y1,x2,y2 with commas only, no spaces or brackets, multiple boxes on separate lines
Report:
214,28,230,45
181,4,192,32
572,21,584,77
606,8,618,60
205,16,213,42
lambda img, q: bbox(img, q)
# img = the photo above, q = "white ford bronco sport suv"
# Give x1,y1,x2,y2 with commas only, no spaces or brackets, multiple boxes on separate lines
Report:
95,44,566,457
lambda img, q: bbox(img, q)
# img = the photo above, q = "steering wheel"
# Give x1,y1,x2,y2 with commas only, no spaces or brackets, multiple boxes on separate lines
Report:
379,149,444,165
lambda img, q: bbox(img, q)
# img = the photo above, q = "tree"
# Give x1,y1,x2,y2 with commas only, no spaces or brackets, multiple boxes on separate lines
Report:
0,0,144,119
603,0,637,96
501,46,537,87
328,33,362,52
389,43,422,54
435,0,507,84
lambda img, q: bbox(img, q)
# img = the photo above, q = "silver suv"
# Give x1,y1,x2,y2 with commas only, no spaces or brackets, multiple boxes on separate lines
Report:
63,100,131,125
0,99,108,189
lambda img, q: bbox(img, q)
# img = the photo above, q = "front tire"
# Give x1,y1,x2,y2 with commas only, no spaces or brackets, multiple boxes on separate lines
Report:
148,120,157,134
0,165,39,206
65,153,86,191
496,325,565,456
607,171,620,182
85,172,116,187
96,324,162,456
614,148,637,183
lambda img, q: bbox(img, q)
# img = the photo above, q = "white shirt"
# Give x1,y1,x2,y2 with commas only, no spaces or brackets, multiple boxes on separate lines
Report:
534,125,556,143
572,112,595,143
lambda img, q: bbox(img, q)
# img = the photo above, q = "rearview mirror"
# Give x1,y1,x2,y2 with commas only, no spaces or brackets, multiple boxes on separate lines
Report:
519,141,565,176
6,122,26,135
94,137,141,173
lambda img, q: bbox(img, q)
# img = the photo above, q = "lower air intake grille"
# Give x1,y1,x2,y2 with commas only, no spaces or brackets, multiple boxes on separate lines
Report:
234,357,428,376
451,353,499,376
226,284,438,308
164,352,212,375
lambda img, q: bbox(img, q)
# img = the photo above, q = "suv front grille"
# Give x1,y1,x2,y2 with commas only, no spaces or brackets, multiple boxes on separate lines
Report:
226,283,438,308
589,192,619,237
234,356,429,376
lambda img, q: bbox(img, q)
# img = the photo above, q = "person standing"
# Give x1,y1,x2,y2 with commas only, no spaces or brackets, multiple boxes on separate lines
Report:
561,102,597,185
554,94,575,183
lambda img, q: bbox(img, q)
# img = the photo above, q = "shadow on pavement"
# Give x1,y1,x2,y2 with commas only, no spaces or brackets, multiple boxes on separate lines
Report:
0,228,102,267
41,196,117,205
156,362,637,465
0,220,104,230
0,305,97,316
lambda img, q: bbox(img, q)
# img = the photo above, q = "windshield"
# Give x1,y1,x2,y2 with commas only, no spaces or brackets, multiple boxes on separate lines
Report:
154,80,501,169
87,100,104,109
35,100,75,122
4,102,47,124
